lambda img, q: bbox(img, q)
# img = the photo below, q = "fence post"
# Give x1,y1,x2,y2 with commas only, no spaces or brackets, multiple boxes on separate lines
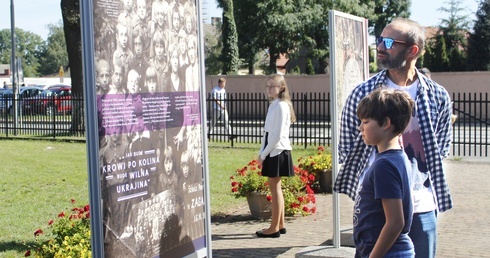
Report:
303,93,307,149
52,96,56,139
229,93,234,147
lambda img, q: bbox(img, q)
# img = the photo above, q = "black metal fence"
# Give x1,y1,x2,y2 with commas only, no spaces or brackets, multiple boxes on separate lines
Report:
451,92,489,157
0,92,488,157
208,92,489,157
0,93,85,138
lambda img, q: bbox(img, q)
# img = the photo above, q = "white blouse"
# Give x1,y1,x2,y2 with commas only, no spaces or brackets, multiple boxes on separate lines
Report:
259,99,292,160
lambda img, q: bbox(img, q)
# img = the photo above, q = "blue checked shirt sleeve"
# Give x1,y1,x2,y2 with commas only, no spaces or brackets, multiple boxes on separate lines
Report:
338,90,362,164
334,72,384,199
435,86,453,158
418,78,453,212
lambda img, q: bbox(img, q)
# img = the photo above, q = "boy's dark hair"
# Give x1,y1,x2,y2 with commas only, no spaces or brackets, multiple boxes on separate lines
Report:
357,88,415,135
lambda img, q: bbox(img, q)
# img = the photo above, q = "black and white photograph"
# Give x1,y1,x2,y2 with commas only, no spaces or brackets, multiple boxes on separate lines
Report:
94,0,206,257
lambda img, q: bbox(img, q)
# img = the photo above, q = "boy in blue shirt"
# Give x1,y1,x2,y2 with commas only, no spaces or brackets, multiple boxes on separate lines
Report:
353,88,415,258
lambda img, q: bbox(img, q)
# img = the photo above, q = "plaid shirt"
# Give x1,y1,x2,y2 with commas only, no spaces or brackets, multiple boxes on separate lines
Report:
334,69,453,212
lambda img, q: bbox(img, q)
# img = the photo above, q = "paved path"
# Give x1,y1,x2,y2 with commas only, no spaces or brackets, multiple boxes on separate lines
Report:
210,157,490,257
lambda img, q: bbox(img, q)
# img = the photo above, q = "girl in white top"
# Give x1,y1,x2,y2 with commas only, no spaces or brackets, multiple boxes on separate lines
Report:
256,74,296,238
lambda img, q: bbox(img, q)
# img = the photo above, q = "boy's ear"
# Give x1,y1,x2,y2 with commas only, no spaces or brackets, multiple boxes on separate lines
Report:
382,117,392,131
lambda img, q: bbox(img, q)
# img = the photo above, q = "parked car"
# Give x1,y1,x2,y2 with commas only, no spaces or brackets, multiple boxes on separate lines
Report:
0,88,8,96
0,86,43,114
40,83,71,90
23,86,72,115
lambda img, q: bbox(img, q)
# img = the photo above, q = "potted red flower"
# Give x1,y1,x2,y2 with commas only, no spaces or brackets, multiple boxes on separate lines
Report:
230,160,316,218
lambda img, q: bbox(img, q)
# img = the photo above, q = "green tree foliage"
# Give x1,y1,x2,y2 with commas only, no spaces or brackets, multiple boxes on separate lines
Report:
370,0,411,37
299,0,331,74
0,28,44,77
467,0,490,71
304,0,383,74
426,0,470,71
38,22,69,76
217,0,240,74
255,0,327,74
234,0,261,74
204,22,223,75
306,59,315,74
230,0,409,75
429,35,450,71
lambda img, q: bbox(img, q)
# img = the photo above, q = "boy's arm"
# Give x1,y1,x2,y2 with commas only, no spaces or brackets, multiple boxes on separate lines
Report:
369,198,405,258
212,91,225,110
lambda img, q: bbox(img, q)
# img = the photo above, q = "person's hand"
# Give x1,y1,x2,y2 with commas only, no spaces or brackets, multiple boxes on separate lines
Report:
257,156,263,166
173,129,184,150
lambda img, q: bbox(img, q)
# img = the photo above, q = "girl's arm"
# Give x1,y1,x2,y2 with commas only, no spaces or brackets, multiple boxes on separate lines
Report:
369,198,405,258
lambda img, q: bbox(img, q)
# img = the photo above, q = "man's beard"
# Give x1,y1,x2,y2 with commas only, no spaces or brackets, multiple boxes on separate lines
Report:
377,49,407,70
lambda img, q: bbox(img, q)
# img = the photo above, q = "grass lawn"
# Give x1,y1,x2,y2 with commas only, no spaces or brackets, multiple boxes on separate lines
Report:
0,139,320,257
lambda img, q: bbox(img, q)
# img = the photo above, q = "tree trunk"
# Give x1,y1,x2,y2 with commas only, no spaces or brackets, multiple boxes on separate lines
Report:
61,0,84,134
268,47,278,74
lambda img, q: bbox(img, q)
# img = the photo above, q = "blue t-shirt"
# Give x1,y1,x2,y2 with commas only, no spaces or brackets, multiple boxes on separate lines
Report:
353,149,413,257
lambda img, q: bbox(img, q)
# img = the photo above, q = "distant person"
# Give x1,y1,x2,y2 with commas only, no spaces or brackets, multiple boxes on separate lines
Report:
353,88,415,257
209,78,235,140
3,81,7,89
255,74,296,238
335,18,453,258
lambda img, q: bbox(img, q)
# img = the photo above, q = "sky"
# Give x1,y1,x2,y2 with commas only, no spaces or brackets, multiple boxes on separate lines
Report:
0,0,480,40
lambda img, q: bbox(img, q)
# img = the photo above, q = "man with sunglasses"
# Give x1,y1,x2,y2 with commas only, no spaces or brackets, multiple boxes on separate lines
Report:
335,18,453,258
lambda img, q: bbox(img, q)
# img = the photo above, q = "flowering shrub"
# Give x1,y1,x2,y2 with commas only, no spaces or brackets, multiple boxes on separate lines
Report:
297,146,332,189
26,199,91,258
230,160,316,216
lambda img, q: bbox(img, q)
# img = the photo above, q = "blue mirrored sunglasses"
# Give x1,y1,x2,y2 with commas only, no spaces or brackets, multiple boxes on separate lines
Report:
376,36,407,49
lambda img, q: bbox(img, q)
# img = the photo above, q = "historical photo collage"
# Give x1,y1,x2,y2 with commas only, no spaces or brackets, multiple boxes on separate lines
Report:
93,0,205,257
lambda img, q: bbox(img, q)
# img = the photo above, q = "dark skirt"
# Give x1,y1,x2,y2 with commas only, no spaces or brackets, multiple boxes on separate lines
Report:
261,132,294,177
261,150,295,177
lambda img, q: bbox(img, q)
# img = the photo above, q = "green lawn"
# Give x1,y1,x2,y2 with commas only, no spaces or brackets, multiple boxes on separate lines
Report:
0,139,320,257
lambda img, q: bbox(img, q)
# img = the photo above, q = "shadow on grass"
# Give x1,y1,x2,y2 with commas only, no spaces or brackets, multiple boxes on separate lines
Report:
0,240,36,254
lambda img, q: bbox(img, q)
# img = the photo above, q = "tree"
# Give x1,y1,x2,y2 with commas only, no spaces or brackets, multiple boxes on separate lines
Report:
427,0,471,71
61,0,84,134
0,28,44,77
255,0,329,74
204,22,224,75
428,35,450,71
370,0,411,37
231,0,404,75
38,22,69,76
306,59,315,74
217,0,240,74
234,0,261,74
467,0,490,71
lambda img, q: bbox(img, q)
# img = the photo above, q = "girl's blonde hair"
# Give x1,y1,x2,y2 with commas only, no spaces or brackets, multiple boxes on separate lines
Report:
267,74,296,123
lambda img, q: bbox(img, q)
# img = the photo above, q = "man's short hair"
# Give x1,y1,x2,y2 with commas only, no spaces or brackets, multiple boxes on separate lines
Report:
218,78,226,84
390,18,426,57
357,88,415,135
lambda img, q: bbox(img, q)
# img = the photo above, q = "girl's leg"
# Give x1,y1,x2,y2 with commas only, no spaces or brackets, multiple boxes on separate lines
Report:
262,176,283,234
